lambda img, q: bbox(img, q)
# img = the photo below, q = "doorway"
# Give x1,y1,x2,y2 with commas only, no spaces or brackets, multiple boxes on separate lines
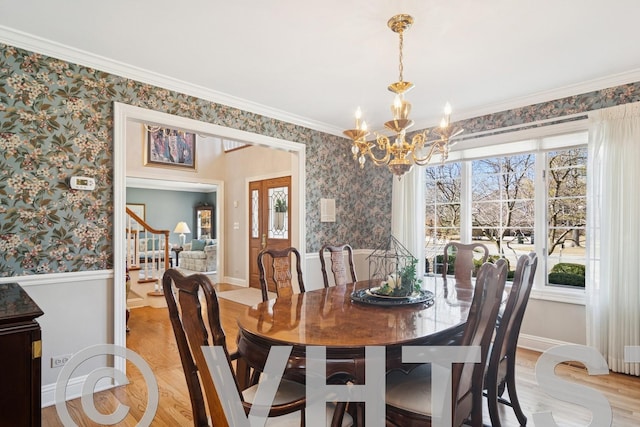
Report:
248,176,291,289
113,102,306,374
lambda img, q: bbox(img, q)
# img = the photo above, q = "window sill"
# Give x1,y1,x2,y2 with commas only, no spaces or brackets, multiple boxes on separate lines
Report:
529,287,585,305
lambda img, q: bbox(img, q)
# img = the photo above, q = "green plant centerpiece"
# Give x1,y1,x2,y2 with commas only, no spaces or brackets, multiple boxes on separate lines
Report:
367,235,421,297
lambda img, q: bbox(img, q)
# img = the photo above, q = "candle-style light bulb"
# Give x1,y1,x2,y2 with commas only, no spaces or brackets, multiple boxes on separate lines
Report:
441,102,452,128
361,120,368,132
394,95,402,109
392,95,402,119
355,107,362,130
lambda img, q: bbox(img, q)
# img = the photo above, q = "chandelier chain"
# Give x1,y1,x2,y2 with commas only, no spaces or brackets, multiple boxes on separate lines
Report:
398,31,404,82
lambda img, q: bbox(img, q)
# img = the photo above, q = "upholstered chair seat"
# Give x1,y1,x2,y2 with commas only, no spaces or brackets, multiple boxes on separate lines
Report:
242,381,352,427
386,364,434,415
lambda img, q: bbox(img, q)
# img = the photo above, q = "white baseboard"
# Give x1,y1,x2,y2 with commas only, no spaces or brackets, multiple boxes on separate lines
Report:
42,375,114,408
224,276,247,287
518,333,576,353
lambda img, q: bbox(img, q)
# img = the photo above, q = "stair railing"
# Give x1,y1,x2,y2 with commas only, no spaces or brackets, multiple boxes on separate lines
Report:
125,207,170,287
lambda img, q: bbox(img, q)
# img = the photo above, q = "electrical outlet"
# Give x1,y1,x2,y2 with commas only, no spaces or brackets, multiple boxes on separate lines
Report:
51,354,73,368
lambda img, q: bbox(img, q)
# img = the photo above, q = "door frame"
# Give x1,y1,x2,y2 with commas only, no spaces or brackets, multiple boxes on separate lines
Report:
113,102,306,373
247,174,294,289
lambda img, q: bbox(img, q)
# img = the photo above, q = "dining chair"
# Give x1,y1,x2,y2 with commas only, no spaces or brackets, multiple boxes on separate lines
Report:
162,268,352,427
257,246,305,302
385,260,508,427
484,252,538,427
442,242,490,291
319,243,357,287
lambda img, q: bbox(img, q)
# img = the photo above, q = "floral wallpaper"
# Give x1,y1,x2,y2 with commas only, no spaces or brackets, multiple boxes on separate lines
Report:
456,83,640,134
0,43,390,277
1,41,640,277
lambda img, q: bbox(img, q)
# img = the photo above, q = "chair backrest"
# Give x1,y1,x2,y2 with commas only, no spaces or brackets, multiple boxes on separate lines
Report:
257,246,305,302
163,269,239,427
319,243,357,287
451,260,507,426
442,242,490,287
488,252,538,382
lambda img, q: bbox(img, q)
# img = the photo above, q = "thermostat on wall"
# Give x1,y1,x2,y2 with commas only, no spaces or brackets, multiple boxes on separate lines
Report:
69,176,96,191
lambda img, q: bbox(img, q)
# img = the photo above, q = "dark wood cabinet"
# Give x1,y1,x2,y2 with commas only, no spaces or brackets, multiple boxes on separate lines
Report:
195,204,214,240
0,282,44,427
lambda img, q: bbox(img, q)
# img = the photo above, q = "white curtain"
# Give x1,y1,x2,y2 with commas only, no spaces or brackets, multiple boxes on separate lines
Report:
587,102,640,375
391,166,425,278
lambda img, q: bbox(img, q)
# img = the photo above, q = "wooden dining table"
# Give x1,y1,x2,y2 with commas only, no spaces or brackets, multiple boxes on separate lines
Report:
235,279,475,390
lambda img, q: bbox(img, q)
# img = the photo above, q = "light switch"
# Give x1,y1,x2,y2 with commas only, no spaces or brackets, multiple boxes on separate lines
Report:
233,222,240,230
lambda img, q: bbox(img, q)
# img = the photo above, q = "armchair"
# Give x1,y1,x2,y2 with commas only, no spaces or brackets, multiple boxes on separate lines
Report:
179,239,217,272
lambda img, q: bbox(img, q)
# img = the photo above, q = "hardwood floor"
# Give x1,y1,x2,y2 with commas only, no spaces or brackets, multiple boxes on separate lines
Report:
42,284,640,426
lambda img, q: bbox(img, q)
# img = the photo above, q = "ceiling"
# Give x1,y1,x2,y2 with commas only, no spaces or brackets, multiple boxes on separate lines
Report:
1,0,640,136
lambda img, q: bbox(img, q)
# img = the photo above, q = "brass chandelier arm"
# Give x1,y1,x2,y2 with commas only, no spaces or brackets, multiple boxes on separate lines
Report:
412,138,443,166
350,137,391,168
368,134,392,165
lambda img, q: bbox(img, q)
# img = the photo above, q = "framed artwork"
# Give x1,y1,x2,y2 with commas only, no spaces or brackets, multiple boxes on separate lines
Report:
145,126,196,169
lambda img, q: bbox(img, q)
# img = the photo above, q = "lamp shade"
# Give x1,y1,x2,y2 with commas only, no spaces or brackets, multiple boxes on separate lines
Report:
173,222,191,234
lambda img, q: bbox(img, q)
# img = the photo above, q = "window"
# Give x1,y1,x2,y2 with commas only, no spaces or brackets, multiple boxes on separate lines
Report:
424,130,587,294
545,147,587,288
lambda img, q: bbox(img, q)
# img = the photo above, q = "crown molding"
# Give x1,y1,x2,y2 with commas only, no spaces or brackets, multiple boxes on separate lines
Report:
126,177,217,193
454,68,640,123
0,25,344,137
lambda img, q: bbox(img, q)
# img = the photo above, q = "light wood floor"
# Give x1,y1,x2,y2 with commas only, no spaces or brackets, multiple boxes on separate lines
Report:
42,284,640,426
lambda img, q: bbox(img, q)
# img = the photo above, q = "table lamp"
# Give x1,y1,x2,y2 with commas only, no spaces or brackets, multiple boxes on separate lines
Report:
173,221,191,247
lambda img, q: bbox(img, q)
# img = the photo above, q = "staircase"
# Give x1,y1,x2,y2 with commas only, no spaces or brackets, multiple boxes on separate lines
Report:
125,207,170,305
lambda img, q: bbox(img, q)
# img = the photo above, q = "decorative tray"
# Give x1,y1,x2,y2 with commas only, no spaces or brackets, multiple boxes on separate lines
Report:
351,287,435,307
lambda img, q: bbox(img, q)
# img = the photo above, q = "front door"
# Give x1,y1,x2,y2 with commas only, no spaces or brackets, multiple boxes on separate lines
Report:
249,176,291,289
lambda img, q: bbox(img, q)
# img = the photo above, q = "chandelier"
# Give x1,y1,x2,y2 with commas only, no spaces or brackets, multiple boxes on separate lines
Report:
344,14,463,178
